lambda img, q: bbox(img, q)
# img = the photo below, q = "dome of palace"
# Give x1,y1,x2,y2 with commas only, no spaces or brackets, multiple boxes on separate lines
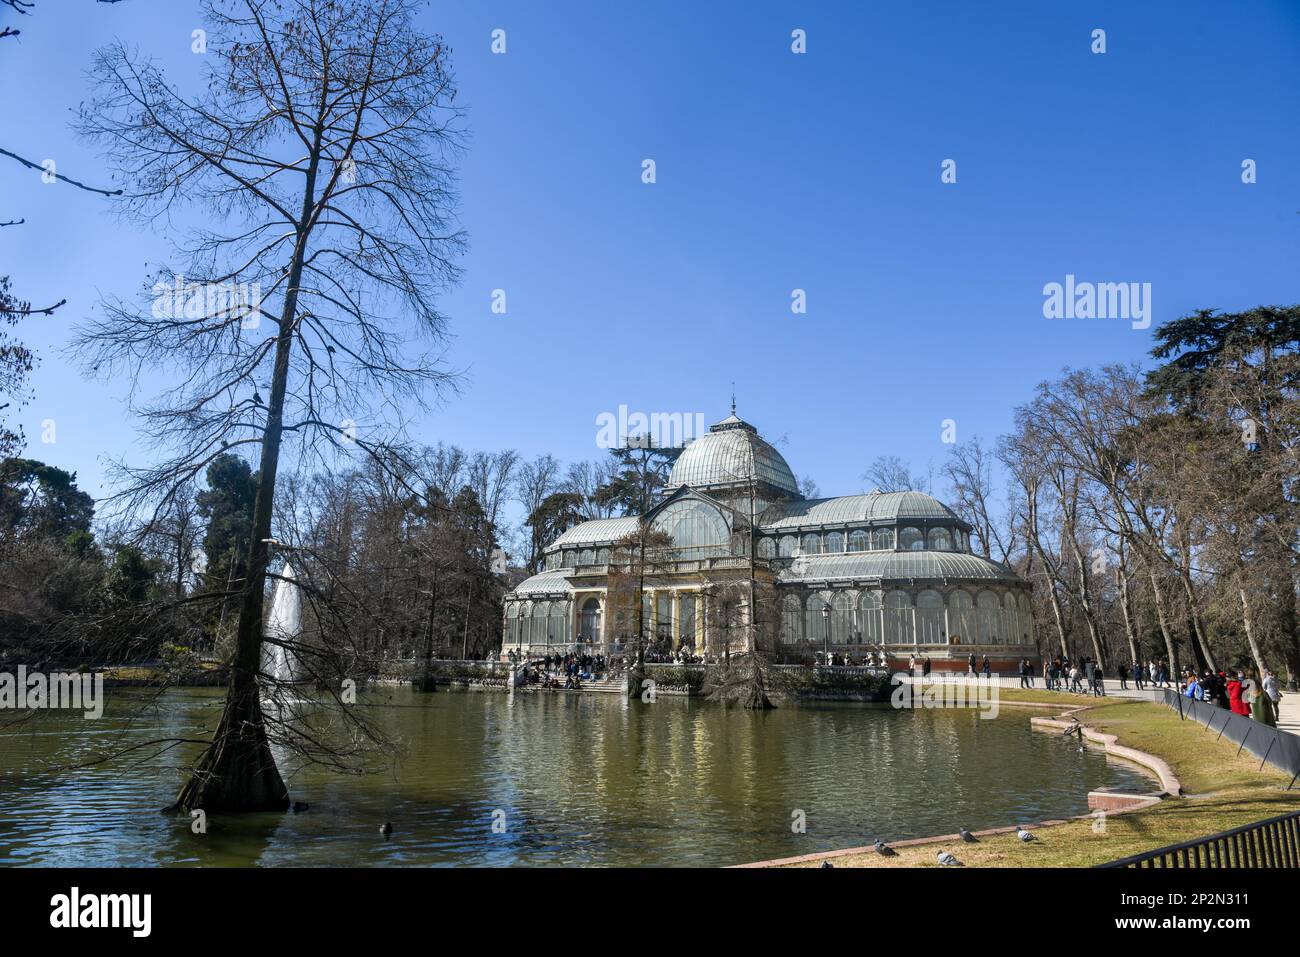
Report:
665,412,799,496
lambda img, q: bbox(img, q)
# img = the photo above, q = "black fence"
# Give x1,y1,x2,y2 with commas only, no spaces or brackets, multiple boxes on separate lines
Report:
1154,688,1300,787
1100,809,1300,868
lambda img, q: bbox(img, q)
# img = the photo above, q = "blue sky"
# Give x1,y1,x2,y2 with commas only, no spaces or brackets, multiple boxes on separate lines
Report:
2,0,1298,513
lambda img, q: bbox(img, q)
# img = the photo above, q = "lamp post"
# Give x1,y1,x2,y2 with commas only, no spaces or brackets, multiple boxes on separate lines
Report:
821,602,831,664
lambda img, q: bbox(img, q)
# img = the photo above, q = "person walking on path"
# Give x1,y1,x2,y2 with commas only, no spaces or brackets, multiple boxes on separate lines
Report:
1118,662,1129,690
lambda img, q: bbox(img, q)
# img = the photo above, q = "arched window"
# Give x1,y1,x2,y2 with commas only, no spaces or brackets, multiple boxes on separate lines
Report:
579,548,595,565
977,590,1000,644
562,550,576,568
805,593,828,645
596,547,609,565
506,602,521,645
859,590,883,645
825,531,844,554
653,499,730,556
580,597,601,644
848,529,869,552
780,594,802,645
757,537,776,558
917,589,944,644
549,600,567,644
884,590,914,644
680,593,697,645
1018,593,1034,644
779,535,797,558
949,589,975,645
899,527,924,551
830,592,854,644
532,601,548,646
1001,593,1019,646
656,593,673,641
927,528,952,551
801,533,821,555
873,527,895,550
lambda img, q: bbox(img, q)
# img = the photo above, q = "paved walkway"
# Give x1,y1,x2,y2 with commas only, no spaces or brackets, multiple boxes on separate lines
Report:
1277,691,1300,736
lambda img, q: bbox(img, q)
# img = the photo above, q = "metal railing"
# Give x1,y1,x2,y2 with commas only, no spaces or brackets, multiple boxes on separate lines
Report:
1155,688,1300,786
1100,809,1300,868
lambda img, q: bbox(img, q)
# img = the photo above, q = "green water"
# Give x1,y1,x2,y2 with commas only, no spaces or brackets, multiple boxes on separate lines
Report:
0,687,1152,866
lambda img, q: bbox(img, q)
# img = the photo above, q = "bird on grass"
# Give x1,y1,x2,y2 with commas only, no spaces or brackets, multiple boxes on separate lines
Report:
937,850,963,867
958,827,979,843
874,839,897,857
1017,826,1037,843
820,861,834,869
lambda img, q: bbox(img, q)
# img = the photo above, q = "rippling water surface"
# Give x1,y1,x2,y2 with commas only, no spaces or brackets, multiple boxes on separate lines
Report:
0,687,1152,866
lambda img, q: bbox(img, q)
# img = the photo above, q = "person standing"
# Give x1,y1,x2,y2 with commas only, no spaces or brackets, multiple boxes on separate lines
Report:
1227,674,1251,717
1250,674,1277,727
968,652,977,676
1263,670,1282,712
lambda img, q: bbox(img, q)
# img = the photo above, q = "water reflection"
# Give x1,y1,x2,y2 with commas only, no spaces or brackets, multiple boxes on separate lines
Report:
0,687,1153,867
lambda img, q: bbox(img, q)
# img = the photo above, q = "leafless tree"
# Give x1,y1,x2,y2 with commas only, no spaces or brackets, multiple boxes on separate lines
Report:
73,0,466,811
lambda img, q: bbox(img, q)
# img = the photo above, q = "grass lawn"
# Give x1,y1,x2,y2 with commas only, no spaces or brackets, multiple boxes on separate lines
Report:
772,691,1300,868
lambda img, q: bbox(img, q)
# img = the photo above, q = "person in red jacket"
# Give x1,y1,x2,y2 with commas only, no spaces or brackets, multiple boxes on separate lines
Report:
1227,673,1252,716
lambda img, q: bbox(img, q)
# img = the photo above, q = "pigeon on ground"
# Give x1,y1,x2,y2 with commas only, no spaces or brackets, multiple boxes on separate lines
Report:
937,850,963,866
959,827,979,843
1017,825,1036,842
820,860,834,868
874,839,897,857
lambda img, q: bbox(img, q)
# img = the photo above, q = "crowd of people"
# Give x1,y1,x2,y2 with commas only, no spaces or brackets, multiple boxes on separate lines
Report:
1177,668,1283,727
506,650,610,689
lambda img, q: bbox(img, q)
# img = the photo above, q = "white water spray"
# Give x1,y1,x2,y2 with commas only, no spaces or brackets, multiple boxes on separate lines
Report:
263,562,302,685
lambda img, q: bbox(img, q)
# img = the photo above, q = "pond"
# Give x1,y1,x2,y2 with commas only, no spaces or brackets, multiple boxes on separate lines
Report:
0,687,1153,866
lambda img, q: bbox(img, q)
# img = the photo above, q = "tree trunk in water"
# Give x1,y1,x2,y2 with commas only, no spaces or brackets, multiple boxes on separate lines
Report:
174,673,288,811
176,140,321,812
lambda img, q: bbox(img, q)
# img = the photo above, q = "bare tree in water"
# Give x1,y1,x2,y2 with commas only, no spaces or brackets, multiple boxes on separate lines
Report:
74,0,465,811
